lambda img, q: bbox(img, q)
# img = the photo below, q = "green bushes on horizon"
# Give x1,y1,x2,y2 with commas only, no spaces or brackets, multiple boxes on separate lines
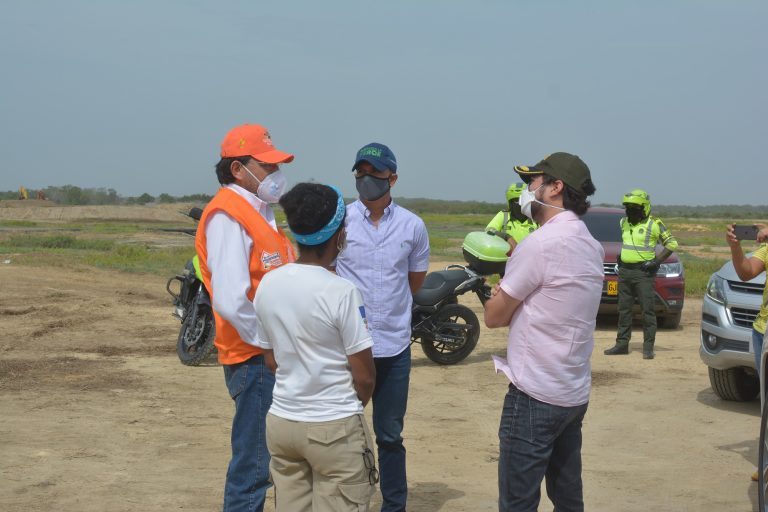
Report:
0,211,748,297
2,187,768,219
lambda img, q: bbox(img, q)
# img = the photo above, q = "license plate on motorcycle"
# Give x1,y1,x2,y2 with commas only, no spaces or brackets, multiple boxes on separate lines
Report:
607,281,618,296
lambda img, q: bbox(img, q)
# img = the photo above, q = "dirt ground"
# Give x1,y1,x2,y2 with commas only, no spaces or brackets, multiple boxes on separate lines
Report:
0,204,763,511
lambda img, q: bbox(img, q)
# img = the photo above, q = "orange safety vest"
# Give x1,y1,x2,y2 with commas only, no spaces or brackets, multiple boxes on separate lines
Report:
195,187,295,365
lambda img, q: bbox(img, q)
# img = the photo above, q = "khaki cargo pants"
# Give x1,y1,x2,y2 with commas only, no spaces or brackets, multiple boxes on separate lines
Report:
266,413,376,511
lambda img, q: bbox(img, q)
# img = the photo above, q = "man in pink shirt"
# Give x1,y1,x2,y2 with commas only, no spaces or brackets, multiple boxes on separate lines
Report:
484,152,604,512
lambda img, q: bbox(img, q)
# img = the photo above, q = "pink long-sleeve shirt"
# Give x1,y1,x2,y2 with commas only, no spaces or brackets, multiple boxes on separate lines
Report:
492,210,604,407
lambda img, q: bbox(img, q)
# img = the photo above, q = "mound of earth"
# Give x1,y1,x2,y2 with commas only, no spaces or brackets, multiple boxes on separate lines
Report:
0,199,57,208
0,202,200,223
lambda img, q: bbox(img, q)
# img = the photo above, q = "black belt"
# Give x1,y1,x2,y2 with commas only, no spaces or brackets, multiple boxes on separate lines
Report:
618,261,645,269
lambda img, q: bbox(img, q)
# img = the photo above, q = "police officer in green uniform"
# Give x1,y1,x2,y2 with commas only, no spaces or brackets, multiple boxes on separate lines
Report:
604,189,678,359
485,183,537,243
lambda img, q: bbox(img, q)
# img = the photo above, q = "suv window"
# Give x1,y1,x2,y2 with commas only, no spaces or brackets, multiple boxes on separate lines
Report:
582,212,623,242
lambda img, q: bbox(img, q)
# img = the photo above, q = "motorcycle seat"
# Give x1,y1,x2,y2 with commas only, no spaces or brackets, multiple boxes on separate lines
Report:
413,269,472,307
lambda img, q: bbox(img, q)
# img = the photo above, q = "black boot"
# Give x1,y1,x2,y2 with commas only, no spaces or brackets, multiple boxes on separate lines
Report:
604,345,629,355
643,350,655,360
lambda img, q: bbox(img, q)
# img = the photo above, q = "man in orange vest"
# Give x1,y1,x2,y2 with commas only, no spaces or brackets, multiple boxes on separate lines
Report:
195,124,296,512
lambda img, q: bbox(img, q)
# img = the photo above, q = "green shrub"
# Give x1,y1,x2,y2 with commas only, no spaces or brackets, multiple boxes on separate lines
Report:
2,235,114,251
83,244,194,275
680,254,726,296
0,220,37,228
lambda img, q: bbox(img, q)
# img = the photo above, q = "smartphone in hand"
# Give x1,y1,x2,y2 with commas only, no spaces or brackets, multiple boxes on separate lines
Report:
733,224,759,241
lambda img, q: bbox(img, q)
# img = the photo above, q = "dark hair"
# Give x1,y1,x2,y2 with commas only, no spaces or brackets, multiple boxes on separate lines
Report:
279,182,345,257
542,174,595,216
214,156,251,185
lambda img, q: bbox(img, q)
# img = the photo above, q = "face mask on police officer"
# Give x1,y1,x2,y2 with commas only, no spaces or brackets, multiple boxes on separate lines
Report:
509,200,527,222
356,174,391,202
625,206,645,224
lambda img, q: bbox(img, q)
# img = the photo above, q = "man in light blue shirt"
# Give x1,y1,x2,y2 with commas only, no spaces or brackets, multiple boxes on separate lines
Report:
335,142,430,512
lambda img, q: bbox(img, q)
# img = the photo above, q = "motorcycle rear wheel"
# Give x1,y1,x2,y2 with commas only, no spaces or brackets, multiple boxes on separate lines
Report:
177,306,216,366
420,303,480,365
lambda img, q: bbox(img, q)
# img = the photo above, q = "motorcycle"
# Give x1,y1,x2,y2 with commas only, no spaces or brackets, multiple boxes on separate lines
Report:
165,207,217,366
410,230,510,365
411,264,492,365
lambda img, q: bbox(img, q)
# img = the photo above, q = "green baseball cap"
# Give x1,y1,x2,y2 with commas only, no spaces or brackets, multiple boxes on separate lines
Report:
514,152,592,192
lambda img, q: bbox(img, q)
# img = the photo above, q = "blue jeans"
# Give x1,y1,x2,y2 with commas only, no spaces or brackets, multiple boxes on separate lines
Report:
222,355,275,512
753,328,765,375
372,346,411,512
498,384,589,512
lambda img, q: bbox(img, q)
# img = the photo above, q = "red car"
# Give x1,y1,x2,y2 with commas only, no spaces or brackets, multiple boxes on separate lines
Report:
581,207,685,329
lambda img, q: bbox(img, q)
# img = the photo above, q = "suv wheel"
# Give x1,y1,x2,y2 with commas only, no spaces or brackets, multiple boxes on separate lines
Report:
658,312,682,329
708,367,759,401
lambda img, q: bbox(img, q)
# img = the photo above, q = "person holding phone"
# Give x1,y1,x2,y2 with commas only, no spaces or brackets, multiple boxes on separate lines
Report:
728,223,768,483
726,223,768,370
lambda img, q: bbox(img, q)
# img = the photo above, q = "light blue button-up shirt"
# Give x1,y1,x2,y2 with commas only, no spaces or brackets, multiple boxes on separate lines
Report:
336,200,430,357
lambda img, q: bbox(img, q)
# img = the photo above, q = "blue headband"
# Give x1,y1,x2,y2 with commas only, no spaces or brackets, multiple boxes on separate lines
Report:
291,186,345,246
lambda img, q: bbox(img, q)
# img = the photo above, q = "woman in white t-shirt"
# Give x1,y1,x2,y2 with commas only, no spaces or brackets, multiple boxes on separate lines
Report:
254,183,377,512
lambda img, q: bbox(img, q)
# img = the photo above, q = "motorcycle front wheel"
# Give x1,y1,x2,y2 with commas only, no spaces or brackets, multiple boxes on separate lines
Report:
420,303,480,365
177,306,216,366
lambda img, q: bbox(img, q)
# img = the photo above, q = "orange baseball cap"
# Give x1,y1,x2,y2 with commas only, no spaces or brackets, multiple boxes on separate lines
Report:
220,124,294,164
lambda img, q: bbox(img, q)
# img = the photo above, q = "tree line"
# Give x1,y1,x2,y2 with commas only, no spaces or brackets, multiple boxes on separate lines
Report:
1,186,766,219
0,186,213,206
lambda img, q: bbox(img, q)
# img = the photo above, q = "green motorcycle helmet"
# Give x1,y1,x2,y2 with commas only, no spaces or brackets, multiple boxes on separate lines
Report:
622,189,651,217
505,183,527,202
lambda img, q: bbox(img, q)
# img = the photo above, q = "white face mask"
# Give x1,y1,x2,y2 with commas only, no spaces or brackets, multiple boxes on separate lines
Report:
518,182,565,220
242,165,288,204
518,184,543,220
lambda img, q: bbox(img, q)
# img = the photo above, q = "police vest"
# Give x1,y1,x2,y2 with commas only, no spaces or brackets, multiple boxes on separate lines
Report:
619,216,677,264
195,187,295,365
487,211,537,243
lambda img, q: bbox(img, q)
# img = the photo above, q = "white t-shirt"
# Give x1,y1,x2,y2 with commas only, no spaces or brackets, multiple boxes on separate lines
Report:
253,263,373,422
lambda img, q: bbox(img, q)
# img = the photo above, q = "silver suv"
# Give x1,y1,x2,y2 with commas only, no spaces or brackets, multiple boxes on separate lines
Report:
699,258,765,401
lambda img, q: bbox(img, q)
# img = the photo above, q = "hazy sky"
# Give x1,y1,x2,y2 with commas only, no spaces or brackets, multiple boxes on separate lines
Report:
2,1,766,205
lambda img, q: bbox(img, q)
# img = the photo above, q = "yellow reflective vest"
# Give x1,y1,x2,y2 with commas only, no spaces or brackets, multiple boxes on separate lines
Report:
486,211,537,243
619,215,678,263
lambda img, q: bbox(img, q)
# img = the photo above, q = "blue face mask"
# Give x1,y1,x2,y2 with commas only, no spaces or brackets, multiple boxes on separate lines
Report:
355,174,390,201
